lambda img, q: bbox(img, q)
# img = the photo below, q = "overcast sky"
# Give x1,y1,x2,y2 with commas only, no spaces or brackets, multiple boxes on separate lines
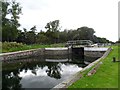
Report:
16,0,119,42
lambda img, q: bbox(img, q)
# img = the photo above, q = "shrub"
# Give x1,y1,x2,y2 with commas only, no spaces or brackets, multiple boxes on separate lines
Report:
2,42,24,51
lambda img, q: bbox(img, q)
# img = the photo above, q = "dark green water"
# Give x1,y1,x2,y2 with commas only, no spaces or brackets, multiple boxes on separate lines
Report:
2,55,98,90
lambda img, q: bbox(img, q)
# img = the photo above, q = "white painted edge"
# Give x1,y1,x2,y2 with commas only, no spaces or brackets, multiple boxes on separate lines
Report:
45,59,68,62
84,47,108,51
45,48,68,50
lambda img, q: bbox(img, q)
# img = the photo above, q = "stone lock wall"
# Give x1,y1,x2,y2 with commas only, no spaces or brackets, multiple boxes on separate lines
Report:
0,48,45,61
45,48,68,55
45,50,68,55
0,47,108,61
84,51,105,58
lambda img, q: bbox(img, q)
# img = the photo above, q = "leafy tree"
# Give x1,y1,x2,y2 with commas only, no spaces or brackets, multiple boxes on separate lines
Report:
77,26,95,41
30,25,36,33
45,30,54,44
36,31,48,44
59,30,68,43
45,20,60,43
25,31,36,44
24,26,37,44
45,20,60,32
93,35,98,43
16,29,27,43
115,38,120,44
2,0,22,41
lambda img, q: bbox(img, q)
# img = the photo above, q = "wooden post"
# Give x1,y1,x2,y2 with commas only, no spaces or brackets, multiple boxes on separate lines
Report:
113,57,116,62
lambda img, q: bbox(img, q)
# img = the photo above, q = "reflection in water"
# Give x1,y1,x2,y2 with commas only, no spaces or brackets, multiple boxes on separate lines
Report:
2,70,22,90
2,54,98,89
46,63,62,79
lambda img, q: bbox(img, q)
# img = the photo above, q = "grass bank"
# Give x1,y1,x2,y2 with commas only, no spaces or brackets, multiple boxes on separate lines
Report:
69,45,118,88
2,42,65,53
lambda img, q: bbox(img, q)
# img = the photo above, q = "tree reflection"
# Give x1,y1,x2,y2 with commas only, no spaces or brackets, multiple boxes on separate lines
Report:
46,63,62,79
2,70,22,90
2,60,63,90
2,55,98,89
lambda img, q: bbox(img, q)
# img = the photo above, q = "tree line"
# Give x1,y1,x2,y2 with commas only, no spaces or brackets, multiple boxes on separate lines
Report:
1,0,113,44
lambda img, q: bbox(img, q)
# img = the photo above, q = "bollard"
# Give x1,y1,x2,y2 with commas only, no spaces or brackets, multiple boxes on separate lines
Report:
113,57,116,62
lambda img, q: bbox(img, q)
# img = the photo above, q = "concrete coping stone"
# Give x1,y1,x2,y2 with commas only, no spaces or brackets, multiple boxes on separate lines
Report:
52,71,82,89
45,48,68,50
84,47,108,51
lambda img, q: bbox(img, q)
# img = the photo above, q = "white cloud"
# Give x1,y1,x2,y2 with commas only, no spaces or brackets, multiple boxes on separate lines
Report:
17,0,119,42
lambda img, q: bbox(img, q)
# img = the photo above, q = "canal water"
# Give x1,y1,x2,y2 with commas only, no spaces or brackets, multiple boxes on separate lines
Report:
2,54,99,90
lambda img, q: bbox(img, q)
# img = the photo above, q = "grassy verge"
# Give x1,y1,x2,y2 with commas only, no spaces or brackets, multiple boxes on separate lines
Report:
69,45,118,88
1,42,65,53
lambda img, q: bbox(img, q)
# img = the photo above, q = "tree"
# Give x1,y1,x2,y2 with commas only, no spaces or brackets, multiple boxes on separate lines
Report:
25,31,36,44
16,28,27,44
45,20,60,32
36,31,48,44
59,30,68,43
115,38,120,44
45,20,60,43
30,25,36,33
0,1,2,41
77,26,95,41
93,35,98,43
2,0,22,41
